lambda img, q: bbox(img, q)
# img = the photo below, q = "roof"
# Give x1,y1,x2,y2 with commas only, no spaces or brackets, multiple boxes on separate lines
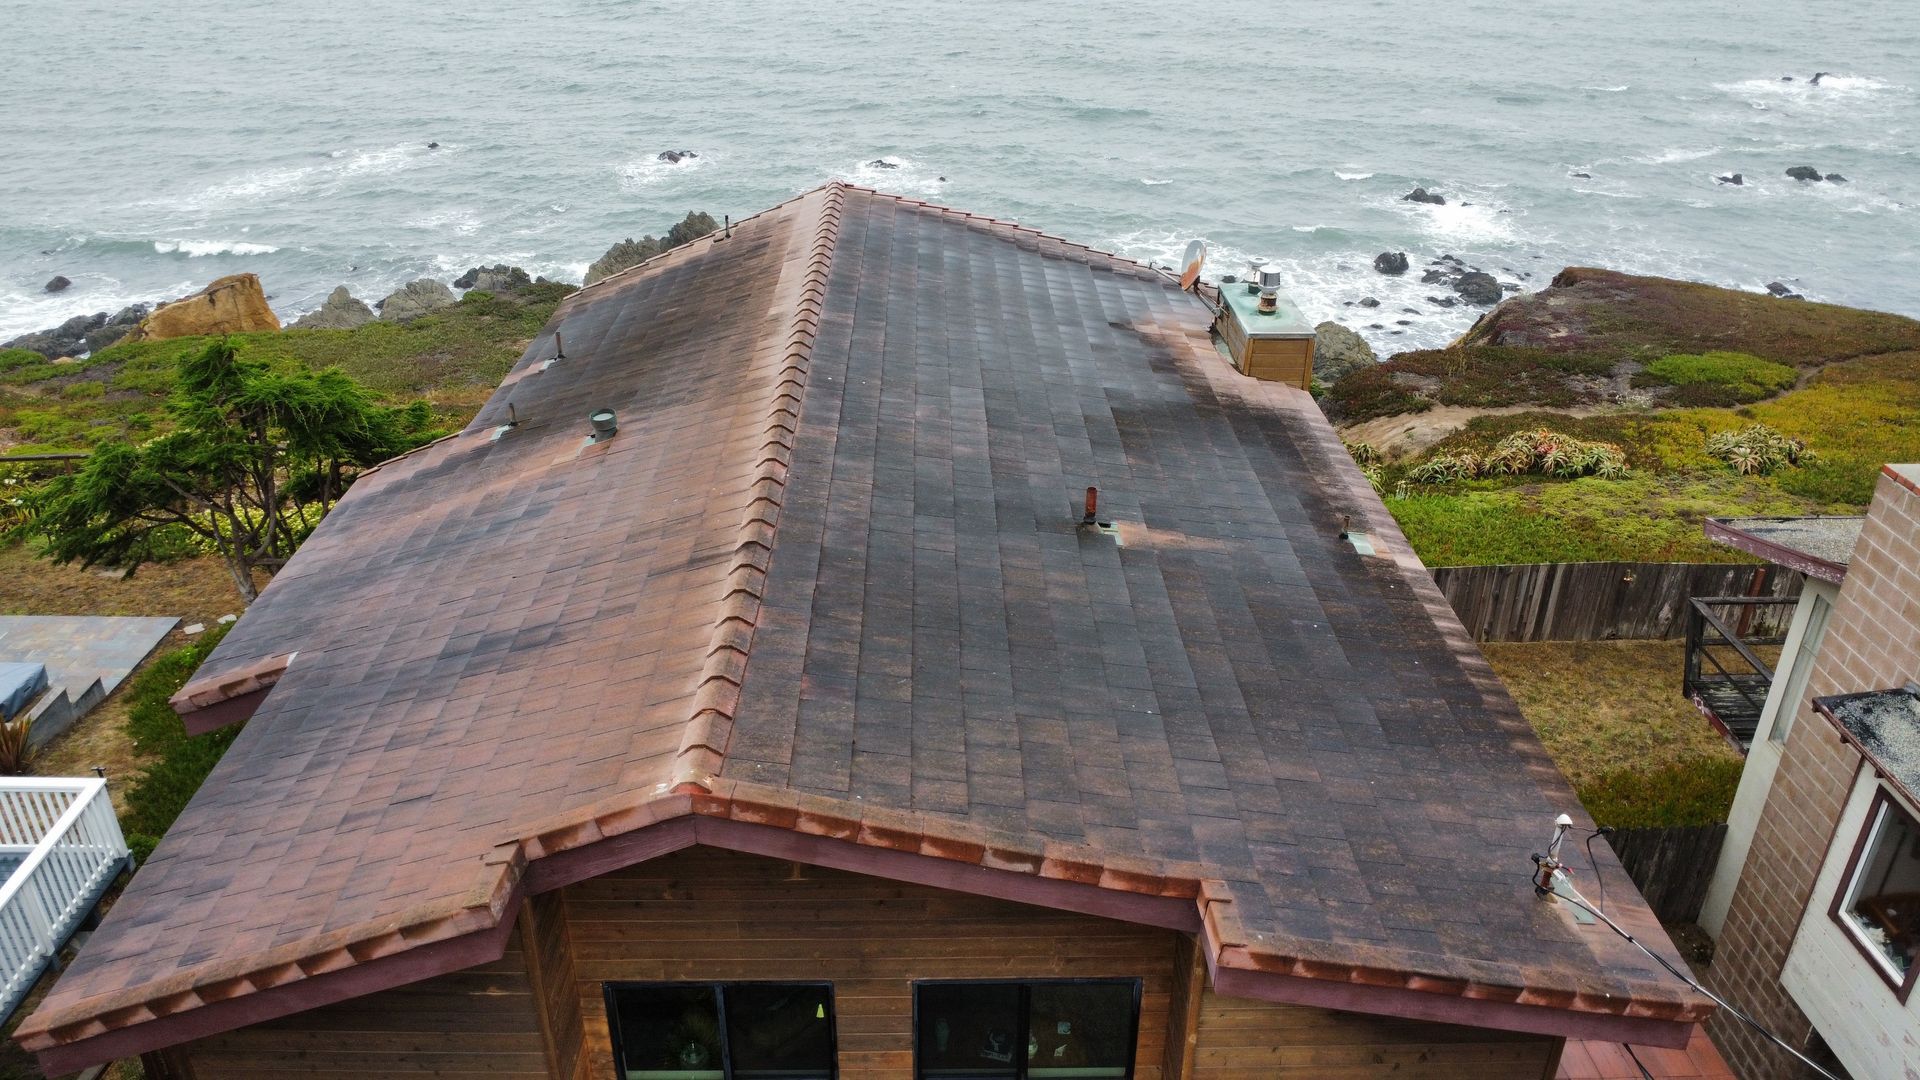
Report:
1815,685,1920,809
1704,515,1864,583
20,184,1708,1070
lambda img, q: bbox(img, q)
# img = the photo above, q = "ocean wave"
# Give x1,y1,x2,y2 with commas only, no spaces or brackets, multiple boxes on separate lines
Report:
0,277,197,344
1638,147,1721,165
617,150,710,190
1582,85,1629,93
1397,197,1520,245
1715,74,1907,104
1100,228,1508,354
144,143,447,214
836,156,948,197
1139,177,1173,186
1335,171,1373,181
153,239,280,257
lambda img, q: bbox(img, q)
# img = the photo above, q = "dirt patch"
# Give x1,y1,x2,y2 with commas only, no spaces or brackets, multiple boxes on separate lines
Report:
1340,404,1602,460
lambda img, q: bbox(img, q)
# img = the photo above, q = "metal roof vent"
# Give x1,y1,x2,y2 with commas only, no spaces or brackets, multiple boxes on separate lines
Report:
1243,258,1267,295
588,408,618,440
1256,266,1287,314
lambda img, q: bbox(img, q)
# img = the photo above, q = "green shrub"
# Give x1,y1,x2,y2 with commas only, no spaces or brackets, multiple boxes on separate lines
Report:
119,624,238,841
1643,351,1797,404
1706,424,1814,475
1578,757,1744,828
59,380,105,400
0,348,46,371
1407,429,1627,484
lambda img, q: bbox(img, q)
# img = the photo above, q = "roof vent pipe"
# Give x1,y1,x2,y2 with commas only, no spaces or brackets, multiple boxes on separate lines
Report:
1244,258,1267,295
589,409,618,439
1257,266,1286,314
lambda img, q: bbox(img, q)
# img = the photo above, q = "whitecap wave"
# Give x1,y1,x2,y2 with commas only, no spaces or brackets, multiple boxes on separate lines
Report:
1715,74,1905,101
1638,147,1721,165
1399,198,1519,245
144,143,447,213
153,240,280,256
1335,171,1373,181
617,150,711,190
1139,177,1173,186
836,156,948,197
0,277,197,345
1582,85,1629,93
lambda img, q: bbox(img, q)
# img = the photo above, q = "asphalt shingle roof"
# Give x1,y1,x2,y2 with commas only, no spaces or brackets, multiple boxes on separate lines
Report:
22,185,1706,1064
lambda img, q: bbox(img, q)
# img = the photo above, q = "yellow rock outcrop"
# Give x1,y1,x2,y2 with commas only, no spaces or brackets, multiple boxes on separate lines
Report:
124,274,280,342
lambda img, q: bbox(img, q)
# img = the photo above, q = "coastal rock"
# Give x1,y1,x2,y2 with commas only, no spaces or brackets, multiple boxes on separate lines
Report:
3,311,106,359
1357,296,1381,308
1426,295,1460,308
583,212,720,285
657,150,698,164
1420,269,1447,284
1454,271,1504,306
867,159,900,170
375,279,456,322
1785,165,1823,182
1717,173,1744,186
1810,72,1832,85
1825,173,1847,183
292,286,375,330
1312,322,1376,384
452,264,533,293
44,275,70,293
1402,187,1447,205
1569,172,1591,179
1372,252,1410,276
84,303,151,353
124,274,280,343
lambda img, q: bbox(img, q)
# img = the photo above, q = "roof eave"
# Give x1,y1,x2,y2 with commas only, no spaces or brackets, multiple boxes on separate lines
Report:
1703,517,1849,584
26,788,1707,1072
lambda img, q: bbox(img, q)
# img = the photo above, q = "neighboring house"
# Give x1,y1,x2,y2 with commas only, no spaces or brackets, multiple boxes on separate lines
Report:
1699,468,1920,1077
1699,515,1861,935
17,185,1709,1079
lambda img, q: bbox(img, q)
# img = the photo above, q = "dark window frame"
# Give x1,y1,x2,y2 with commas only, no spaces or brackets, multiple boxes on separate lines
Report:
1828,786,1920,1002
910,978,1143,1080
603,980,840,1080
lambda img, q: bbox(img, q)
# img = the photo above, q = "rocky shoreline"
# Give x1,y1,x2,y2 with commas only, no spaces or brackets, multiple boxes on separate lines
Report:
4,211,723,360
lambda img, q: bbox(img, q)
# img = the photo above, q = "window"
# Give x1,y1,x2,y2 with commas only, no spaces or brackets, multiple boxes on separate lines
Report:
1769,593,1831,745
914,980,1140,1079
1833,791,1920,996
606,983,836,1080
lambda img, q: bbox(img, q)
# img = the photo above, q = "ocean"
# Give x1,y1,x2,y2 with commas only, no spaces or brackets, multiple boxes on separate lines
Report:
2,0,1915,354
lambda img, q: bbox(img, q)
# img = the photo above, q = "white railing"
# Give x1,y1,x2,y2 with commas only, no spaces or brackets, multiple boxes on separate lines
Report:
0,778,131,1024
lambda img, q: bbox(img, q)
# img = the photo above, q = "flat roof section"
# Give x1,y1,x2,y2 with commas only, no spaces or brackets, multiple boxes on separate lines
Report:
1816,686,1920,809
1704,516,1865,584
1217,276,1315,338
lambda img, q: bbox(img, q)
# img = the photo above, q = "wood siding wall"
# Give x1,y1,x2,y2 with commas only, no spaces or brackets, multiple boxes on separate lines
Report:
560,848,1179,1079
1190,988,1562,1080
163,845,1570,1080
523,891,589,1080
176,928,550,1079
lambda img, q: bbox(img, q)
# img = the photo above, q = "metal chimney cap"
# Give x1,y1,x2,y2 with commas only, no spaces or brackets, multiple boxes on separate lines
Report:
1257,266,1287,289
588,409,618,438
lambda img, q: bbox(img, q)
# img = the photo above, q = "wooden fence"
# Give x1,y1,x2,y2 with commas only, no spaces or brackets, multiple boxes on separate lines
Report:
1430,561,1803,642
1603,824,1728,925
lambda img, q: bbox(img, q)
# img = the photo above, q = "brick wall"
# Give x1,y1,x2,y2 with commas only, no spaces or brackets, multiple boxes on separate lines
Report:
1708,466,1920,1078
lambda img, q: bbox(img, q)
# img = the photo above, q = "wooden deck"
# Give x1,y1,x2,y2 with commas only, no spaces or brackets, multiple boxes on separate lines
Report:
1559,1027,1736,1079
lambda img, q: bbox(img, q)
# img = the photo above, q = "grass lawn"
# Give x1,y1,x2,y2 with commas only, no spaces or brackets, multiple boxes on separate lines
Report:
1481,640,1746,827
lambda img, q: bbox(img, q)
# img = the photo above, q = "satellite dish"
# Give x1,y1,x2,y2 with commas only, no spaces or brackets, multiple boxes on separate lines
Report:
1178,239,1206,290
